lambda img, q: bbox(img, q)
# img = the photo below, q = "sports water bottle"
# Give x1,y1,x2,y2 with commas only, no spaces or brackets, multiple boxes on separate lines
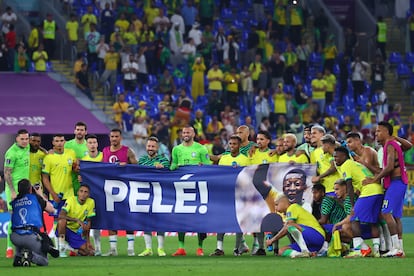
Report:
266,233,273,252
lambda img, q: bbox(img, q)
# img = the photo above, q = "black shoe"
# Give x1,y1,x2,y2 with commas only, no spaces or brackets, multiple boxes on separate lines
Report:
49,246,60,258
209,249,224,256
21,250,32,267
233,249,241,256
13,256,22,267
252,248,266,256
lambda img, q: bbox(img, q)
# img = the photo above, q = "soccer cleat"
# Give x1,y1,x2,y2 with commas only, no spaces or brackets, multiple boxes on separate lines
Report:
252,248,266,256
239,245,250,255
291,250,310,258
94,250,102,256
196,248,204,256
103,249,118,257
69,250,77,256
138,248,153,257
13,256,22,267
344,250,363,258
251,243,259,255
381,248,405,258
372,250,381,258
59,250,68,258
21,250,32,267
233,249,241,256
157,248,166,257
361,247,372,257
209,249,224,256
127,249,135,256
6,248,14,259
172,248,187,256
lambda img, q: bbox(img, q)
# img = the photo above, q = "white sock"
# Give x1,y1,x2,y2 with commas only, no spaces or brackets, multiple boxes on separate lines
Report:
109,235,117,250
217,240,223,250
144,233,152,249
92,229,101,252
127,234,135,250
58,236,65,251
382,224,392,250
391,234,399,250
399,238,403,251
253,236,258,245
319,241,328,253
289,250,302,257
352,237,363,249
378,226,386,251
372,238,380,252
157,233,165,249
288,226,309,252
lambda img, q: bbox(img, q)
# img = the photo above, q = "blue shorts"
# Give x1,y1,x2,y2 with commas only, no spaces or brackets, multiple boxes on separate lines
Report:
290,225,325,252
323,224,342,234
56,228,86,249
382,179,407,218
351,194,383,223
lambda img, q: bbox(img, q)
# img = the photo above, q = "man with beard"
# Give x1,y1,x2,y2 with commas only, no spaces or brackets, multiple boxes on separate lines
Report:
278,134,309,164
170,126,210,256
102,128,137,257
309,125,326,164
138,137,170,257
65,122,88,195
296,125,314,159
29,133,47,188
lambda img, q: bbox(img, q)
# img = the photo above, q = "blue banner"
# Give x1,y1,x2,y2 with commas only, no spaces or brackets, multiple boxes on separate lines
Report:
80,161,317,233
0,213,10,238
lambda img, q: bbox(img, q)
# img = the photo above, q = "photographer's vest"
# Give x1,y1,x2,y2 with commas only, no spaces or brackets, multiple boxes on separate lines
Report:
43,20,56,39
11,194,43,235
377,22,386,42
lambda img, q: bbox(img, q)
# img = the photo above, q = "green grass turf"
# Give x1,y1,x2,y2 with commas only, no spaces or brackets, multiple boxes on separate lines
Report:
0,234,413,275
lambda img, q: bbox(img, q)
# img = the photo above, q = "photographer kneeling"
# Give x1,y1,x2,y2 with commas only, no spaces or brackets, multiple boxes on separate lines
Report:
11,179,58,266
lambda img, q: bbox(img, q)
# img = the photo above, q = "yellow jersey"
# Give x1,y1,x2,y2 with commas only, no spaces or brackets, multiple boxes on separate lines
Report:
219,153,250,167
250,148,278,165
66,21,79,41
29,150,46,185
316,153,340,193
62,195,96,232
42,149,76,200
286,203,325,237
278,152,309,164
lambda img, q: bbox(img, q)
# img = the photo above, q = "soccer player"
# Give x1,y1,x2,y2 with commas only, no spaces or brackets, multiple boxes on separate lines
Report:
266,194,325,258
29,133,47,188
309,125,326,164
346,132,380,174
57,184,95,257
248,130,279,256
278,133,309,163
137,137,170,257
363,121,411,257
64,121,88,194
170,126,210,256
210,135,250,257
296,125,315,159
42,134,77,203
102,128,137,256
81,134,103,256
334,146,383,257
4,129,30,258
331,179,353,244
311,134,340,196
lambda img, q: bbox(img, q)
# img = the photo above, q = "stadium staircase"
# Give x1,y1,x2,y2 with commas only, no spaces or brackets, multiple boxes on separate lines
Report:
382,17,412,120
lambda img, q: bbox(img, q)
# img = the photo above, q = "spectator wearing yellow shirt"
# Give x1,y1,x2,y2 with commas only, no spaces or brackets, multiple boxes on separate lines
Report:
287,5,303,45
273,0,287,40
28,22,39,58
207,62,224,100
191,57,206,101
282,44,297,85
32,44,48,72
248,54,262,92
311,72,327,115
66,13,79,46
271,82,288,125
81,5,97,35
144,3,160,27
224,68,240,109
323,35,337,72
123,24,138,54
137,23,155,43
99,45,119,91
114,12,130,34
323,67,336,105
112,93,130,130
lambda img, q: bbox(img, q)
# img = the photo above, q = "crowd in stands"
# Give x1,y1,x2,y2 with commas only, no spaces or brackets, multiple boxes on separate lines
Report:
3,0,414,158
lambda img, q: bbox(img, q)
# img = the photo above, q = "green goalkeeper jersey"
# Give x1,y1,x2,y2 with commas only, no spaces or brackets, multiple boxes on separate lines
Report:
170,142,210,170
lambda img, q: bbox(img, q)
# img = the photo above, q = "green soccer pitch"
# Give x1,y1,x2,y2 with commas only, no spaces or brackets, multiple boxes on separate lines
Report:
0,234,413,275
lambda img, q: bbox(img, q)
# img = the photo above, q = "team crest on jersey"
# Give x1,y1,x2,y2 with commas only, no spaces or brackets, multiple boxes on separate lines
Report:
286,211,291,218
68,159,73,165
262,159,268,164
342,172,346,178
191,152,196,158
84,210,88,216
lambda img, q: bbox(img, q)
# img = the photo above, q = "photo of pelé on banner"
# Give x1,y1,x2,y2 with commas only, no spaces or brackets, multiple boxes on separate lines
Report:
235,163,316,233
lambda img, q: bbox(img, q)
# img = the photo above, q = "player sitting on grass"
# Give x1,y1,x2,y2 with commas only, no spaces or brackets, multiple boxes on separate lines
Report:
266,194,325,258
